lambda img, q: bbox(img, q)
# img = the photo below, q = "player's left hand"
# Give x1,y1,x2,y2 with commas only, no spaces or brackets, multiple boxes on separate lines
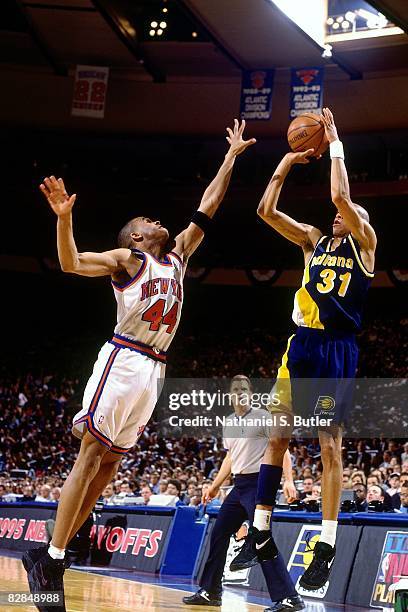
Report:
320,107,339,143
226,119,256,156
283,480,298,504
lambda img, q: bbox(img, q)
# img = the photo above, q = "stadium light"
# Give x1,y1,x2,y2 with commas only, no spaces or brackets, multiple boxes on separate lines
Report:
356,8,388,29
151,21,158,28
160,21,167,28
269,0,326,47
322,44,332,58
342,21,350,30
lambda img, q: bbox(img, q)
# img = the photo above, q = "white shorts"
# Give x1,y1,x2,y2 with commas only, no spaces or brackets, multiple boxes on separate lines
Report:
72,341,166,454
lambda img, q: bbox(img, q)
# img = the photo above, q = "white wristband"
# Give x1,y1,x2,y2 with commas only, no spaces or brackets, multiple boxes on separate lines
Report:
330,139,344,160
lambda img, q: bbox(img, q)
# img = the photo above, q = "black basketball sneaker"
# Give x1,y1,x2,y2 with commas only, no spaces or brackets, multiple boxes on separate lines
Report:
23,546,73,574
28,552,66,612
299,540,336,590
264,595,305,611
22,545,48,574
229,526,278,572
182,588,222,606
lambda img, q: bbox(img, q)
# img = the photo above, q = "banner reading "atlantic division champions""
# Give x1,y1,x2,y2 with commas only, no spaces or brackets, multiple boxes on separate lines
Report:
240,70,274,121
290,67,324,119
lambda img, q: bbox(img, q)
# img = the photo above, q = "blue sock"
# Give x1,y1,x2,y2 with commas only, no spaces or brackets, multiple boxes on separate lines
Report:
256,464,283,507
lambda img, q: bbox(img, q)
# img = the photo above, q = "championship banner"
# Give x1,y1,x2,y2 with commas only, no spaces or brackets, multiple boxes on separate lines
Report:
72,65,109,119
370,531,408,609
290,67,324,119
240,70,274,121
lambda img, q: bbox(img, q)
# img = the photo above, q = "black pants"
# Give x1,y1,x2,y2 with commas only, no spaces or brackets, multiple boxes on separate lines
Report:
201,473,297,601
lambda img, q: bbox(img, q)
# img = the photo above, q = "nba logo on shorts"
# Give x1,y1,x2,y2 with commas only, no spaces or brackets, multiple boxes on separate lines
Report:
314,396,335,417
98,415,105,424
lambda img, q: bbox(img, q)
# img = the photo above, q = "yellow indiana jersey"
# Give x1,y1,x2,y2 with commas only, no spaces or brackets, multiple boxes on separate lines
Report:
292,235,374,332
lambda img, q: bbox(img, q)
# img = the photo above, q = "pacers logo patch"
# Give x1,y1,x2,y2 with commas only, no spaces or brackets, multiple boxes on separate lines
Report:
287,526,329,599
314,396,336,417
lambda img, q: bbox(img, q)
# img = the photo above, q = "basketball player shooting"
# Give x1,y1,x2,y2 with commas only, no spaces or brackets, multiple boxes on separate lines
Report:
230,108,377,591
22,119,255,612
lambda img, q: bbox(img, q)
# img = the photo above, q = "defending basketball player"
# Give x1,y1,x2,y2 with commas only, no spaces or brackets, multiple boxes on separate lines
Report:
230,108,377,590
22,119,255,611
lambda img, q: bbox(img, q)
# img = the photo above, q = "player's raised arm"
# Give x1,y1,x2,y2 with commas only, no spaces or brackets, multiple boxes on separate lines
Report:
40,176,131,277
257,151,322,252
174,119,256,261
321,107,377,254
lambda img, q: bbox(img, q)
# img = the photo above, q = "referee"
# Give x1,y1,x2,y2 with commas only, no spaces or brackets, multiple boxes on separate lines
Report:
182,375,304,611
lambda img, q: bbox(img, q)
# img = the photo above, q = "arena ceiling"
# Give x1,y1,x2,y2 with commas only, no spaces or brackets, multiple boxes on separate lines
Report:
1,0,407,79
1,0,408,134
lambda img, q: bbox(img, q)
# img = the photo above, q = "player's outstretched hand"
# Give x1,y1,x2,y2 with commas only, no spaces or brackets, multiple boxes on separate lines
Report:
320,107,339,143
226,119,256,156
286,148,314,165
39,176,77,217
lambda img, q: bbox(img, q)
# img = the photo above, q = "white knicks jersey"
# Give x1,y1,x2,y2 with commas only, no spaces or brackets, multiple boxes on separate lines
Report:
111,249,184,353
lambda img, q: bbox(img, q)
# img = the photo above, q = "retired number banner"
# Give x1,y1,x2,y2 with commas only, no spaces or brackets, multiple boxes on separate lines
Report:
240,70,274,121
290,67,324,119
72,65,109,119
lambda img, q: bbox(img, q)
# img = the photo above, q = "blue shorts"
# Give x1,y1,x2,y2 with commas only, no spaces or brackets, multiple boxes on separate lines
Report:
273,327,358,425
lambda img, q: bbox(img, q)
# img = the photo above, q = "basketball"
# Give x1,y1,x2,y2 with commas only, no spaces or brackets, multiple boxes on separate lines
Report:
287,113,329,157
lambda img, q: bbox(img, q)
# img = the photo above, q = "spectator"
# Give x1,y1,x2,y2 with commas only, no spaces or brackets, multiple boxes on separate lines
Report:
158,480,169,494
367,474,380,487
380,452,392,469
299,477,314,500
21,485,36,502
355,441,371,473
304,484,321,503
140,485,153,506
366,484,396,511
386,473,401,497
353,483,367,512
150,473,160,494
51,487,61,502
401,443,408,464
400,472,408,486
351,472,365,486
101,484,116,505
35,484,51,502
166,479,182,501
117,481,132,498
184,483,198,505
0,484,6,501
395,483,408,514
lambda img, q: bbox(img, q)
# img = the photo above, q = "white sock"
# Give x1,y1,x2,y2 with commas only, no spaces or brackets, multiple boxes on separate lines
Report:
253,509,272,532
320,520,337,548
48,543,65,560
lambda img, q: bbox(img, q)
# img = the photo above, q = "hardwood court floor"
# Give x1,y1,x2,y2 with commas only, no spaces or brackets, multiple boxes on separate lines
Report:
0,554,264,611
